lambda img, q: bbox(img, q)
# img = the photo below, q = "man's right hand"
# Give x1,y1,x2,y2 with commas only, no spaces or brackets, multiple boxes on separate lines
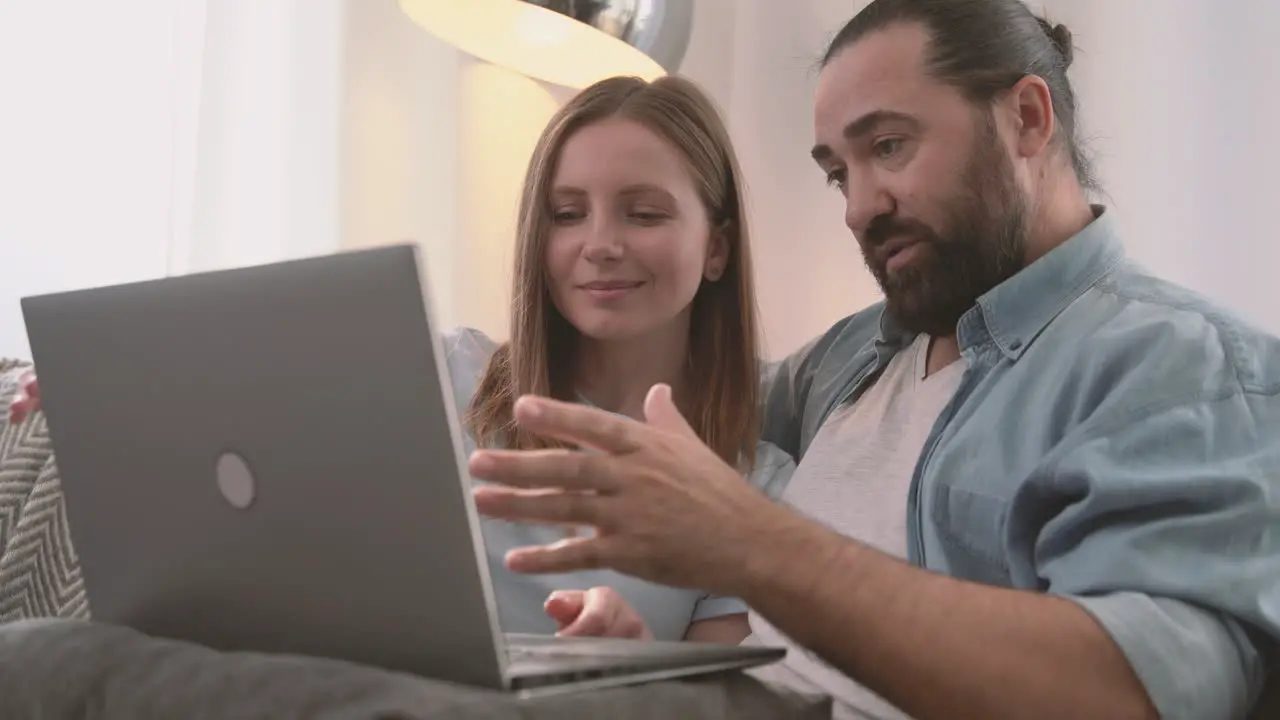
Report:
8,370,40,424
543,586,653,640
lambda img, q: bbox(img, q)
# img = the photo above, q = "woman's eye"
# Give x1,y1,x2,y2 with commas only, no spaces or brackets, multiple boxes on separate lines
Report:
629,211,668,224
552,209,584,223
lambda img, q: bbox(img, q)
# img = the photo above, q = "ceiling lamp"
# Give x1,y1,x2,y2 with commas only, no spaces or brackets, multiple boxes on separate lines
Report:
399,0,693,90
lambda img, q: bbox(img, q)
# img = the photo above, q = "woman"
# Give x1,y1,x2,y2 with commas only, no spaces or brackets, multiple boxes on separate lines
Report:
8,74,792,644
448,73,792,644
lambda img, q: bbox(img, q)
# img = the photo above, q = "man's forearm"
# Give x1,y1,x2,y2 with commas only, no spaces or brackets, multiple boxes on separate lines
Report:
734,513,1158,720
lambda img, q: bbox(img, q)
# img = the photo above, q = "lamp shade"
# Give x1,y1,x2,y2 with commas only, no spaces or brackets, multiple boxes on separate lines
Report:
398,0,693,90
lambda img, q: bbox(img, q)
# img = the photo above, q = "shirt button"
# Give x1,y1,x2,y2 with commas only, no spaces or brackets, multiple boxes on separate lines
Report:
1009,339,1023,351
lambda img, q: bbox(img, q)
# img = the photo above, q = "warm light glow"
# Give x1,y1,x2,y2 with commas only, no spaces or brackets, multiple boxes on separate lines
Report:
398,0,666,89
453,62,560,337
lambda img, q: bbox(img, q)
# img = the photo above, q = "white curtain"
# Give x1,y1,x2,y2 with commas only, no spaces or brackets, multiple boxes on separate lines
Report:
0,0,346,359
0,0,195,358
178,0,345,276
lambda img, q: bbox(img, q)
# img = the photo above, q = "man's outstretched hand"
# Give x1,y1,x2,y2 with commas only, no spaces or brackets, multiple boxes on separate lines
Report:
467,383,804,597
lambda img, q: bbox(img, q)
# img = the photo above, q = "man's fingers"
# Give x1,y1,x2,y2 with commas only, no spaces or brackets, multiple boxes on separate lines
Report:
504,535,619,575
468,448,619,493
473,486,609,527
512,395,644,455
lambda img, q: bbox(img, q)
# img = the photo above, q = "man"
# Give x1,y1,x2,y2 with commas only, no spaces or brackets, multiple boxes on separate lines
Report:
467,0,1280,718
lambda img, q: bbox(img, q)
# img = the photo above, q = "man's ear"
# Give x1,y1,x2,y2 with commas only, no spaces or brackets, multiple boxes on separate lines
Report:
1004,74,1056,161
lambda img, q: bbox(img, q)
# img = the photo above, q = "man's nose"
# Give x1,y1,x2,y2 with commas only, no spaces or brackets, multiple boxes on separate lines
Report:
844,178,893,238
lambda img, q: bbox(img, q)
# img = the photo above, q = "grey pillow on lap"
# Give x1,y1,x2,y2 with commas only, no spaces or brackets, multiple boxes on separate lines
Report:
0,619,831,720
0,363,830,718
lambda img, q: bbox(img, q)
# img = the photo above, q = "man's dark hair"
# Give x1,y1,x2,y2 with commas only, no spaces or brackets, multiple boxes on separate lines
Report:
823,0,1096,190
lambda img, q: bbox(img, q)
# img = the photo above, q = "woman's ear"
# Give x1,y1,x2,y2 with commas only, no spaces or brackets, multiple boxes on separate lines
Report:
704,224,730,281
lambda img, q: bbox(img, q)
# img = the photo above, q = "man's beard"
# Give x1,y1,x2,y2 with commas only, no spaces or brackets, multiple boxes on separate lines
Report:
861,113,1030,337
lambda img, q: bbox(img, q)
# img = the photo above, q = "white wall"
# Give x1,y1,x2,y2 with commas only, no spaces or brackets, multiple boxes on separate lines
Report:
681,0,1280,355
707,0,870,358
2,0,1276,362
1050,0,1280,335
341,0,463,325
339,0,570,339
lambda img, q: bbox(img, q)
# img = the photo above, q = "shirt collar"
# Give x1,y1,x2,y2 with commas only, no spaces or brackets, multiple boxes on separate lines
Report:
876,205,1125,360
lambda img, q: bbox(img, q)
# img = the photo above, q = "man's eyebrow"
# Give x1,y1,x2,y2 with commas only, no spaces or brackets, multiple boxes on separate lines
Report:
845,110,921,140
811,110,923,161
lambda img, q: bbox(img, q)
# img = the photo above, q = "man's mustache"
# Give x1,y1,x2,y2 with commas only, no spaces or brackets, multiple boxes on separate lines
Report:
863,215,938,249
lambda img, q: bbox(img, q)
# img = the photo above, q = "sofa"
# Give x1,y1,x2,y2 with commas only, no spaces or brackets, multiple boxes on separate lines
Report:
2,359,1275,718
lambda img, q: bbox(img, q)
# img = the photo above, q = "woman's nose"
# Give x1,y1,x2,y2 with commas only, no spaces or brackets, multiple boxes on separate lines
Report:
581,220,625,263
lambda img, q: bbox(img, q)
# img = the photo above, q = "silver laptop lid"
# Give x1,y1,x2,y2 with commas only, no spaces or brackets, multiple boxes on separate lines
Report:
21,245,510,687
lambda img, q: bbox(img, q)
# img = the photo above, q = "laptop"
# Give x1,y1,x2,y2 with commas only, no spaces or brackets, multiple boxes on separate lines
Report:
20,244,784,697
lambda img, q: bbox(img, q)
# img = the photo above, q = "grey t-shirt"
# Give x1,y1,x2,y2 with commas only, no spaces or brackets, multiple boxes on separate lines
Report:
442,328,796,641
746,334,964,718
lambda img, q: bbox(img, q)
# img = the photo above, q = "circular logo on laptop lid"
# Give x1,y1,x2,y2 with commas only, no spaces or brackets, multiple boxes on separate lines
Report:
216,450,257,509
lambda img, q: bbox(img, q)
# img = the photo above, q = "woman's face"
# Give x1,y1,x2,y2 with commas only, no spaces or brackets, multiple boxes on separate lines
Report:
544,118,727,343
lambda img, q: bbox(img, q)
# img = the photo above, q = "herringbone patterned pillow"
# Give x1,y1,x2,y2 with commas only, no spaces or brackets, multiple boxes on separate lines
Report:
0,360,88,622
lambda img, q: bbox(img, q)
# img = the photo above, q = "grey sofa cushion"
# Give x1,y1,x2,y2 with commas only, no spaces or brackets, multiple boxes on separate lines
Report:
0,618,831,719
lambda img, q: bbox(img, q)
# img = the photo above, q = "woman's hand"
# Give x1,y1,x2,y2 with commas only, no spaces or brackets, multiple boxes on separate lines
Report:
8,370,40,424
543,586,653,640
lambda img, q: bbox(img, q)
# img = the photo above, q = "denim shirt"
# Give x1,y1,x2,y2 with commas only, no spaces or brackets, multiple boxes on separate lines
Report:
761,208,1279,719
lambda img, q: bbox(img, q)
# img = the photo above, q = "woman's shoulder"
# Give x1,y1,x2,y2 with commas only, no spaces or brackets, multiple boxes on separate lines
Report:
442,326,502,375
745,440,796,500
442,326,500,361
441,327,502,412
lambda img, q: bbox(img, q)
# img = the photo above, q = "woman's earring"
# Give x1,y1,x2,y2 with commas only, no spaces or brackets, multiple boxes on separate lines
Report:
706,265,723,281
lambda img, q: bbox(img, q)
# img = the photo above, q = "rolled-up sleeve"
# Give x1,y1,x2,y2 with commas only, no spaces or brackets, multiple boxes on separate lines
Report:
1071,593,1262,719
1030,389,1280,720
690,595,749,622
